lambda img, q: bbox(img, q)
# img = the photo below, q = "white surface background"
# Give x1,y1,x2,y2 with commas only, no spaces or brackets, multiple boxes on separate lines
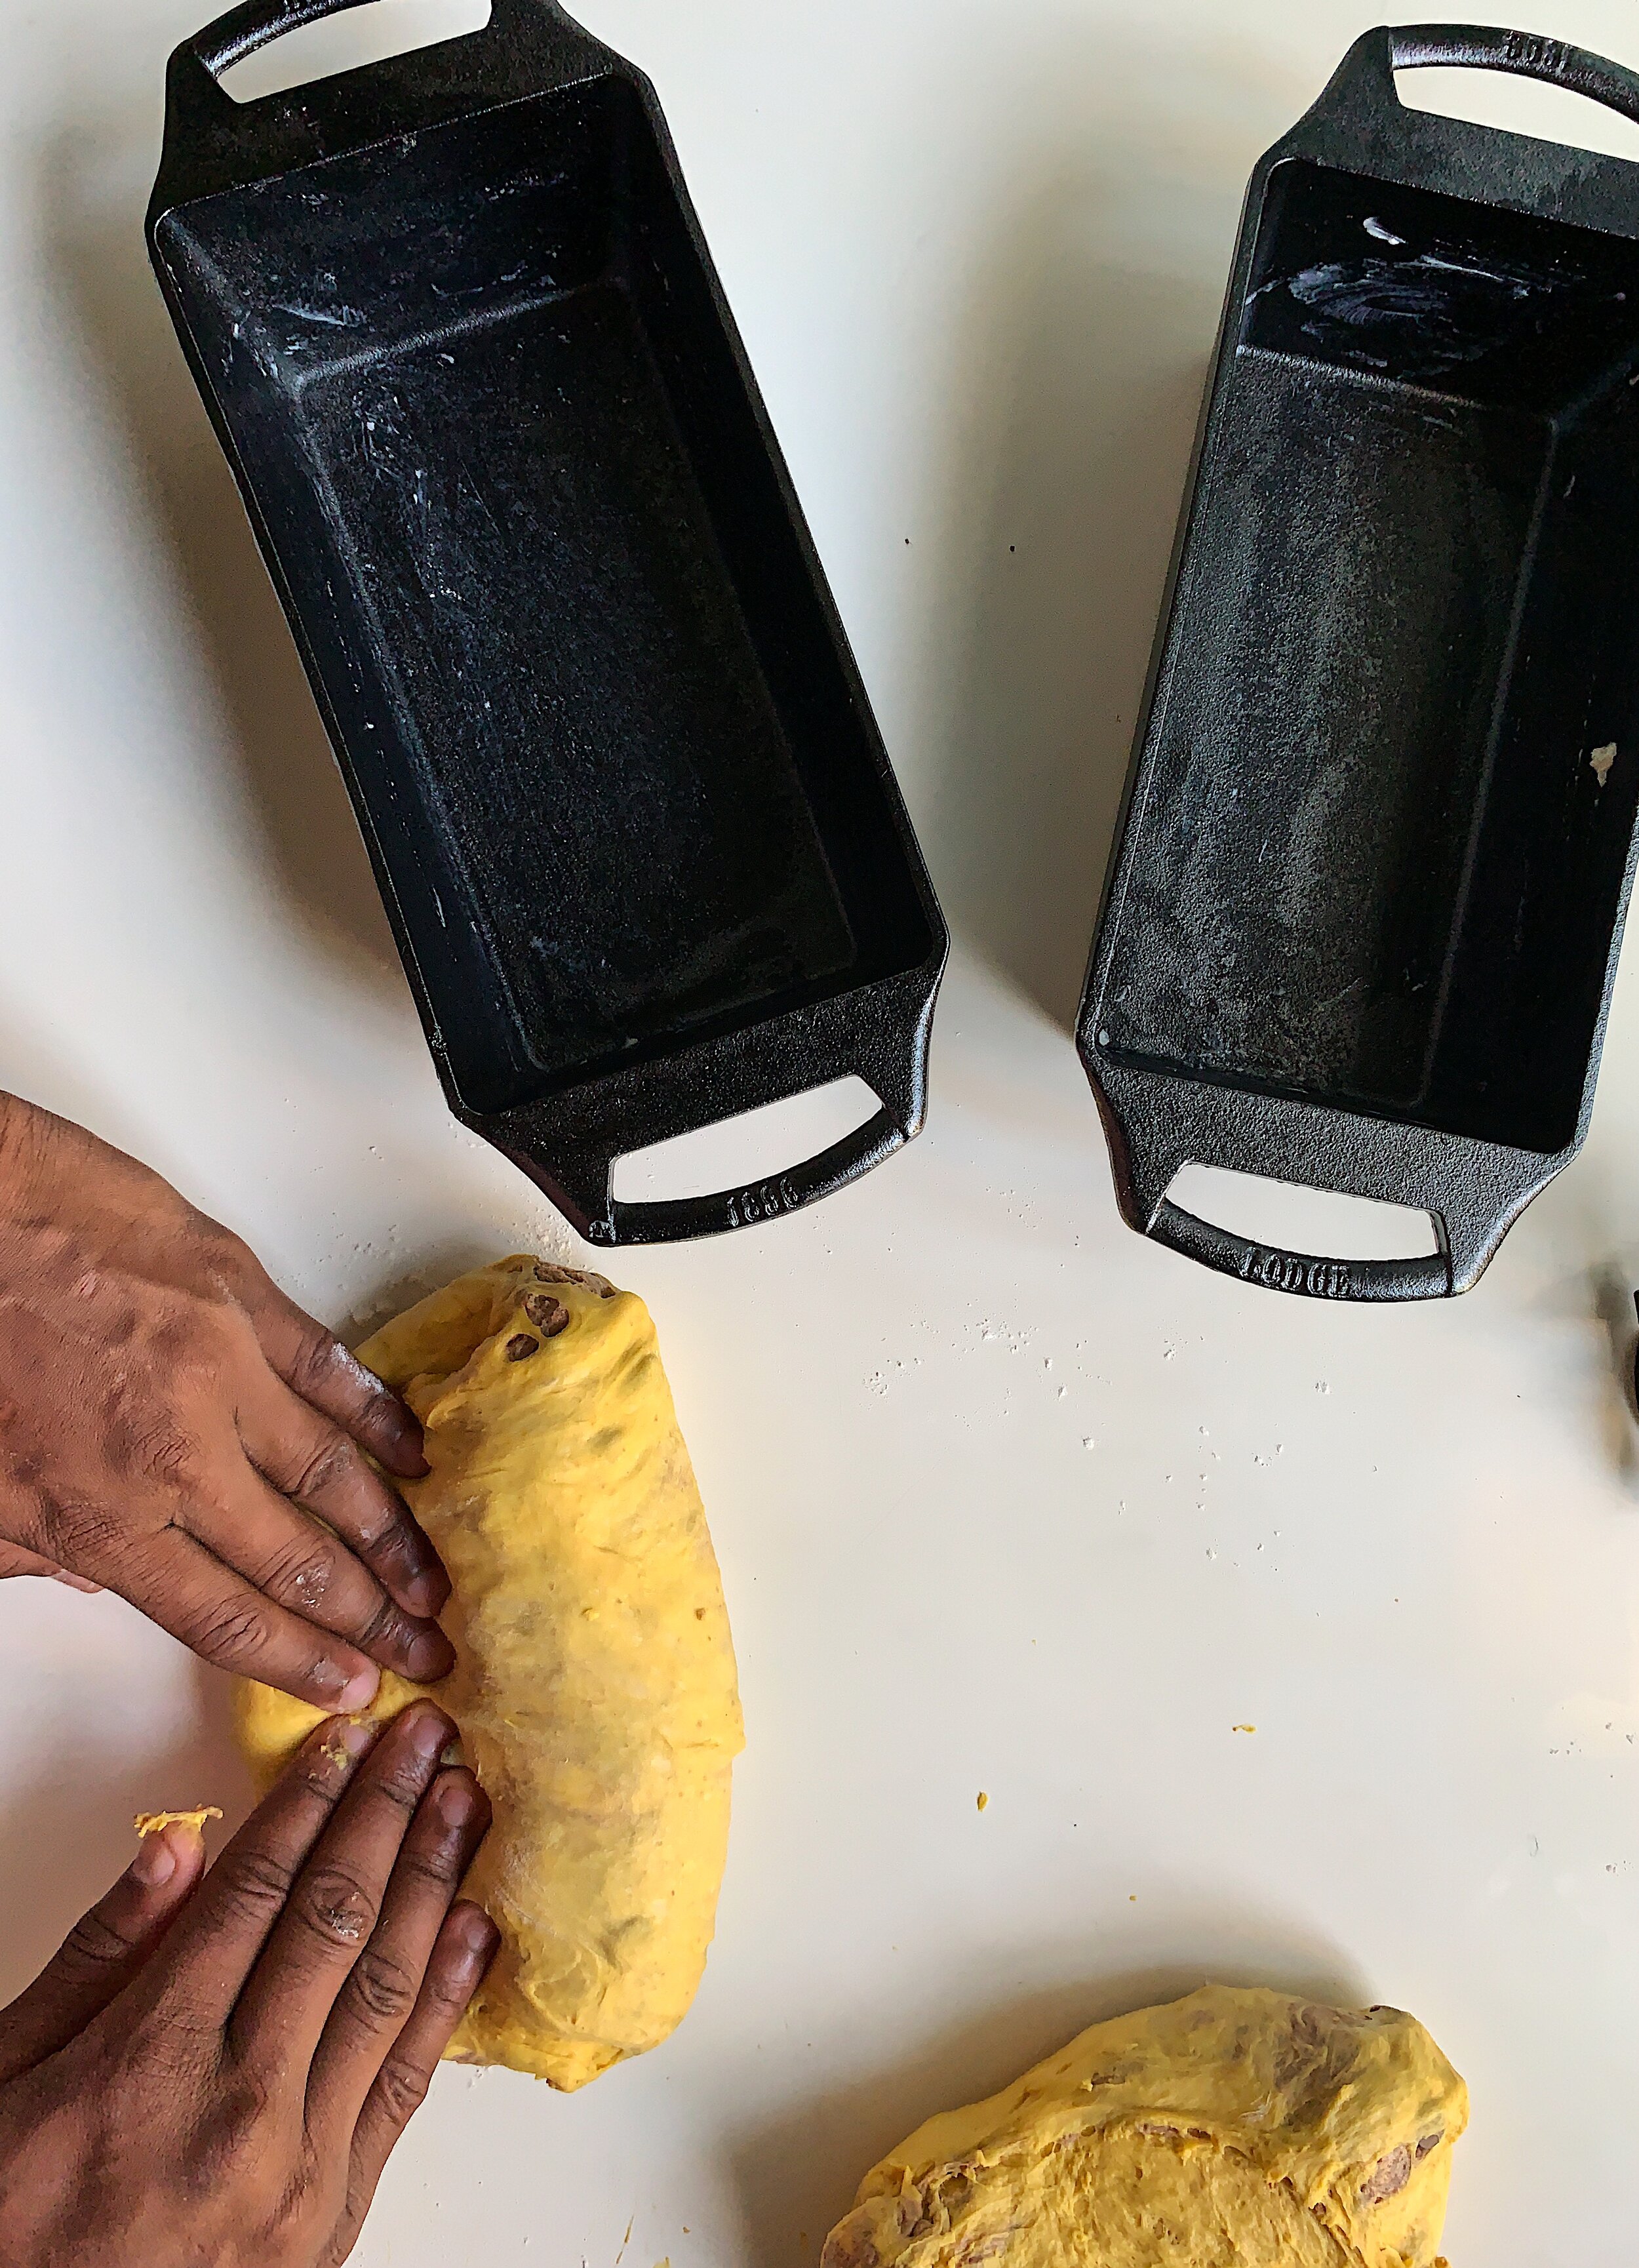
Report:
5,2,1639,2261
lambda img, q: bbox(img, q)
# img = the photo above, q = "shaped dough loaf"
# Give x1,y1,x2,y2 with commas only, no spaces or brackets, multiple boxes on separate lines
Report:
823,1985,1467,2268
237,1256,743,2090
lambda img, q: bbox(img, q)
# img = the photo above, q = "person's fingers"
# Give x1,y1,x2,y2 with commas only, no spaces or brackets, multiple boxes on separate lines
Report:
306,1768,490,2135
235,1371,449,1624
138,1714,383,2035
239,1277,429,1481
178,1448,453,1686
345,1901,500,2218
115,1524,385,1715
0,1818,210,2080
0,1540,102,1593
229,1703,457,2075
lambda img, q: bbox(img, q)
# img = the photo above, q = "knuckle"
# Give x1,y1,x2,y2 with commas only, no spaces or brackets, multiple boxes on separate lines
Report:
344,1489,406,1559
347,1946,419,2025
424,1959,478,2022
56,1905,138,1980
35,1495,117,1570
357,1592,412,1653
372,2052,433,2125
290,1433,359,1504
131,1418,203,1494
259,1536,338,1614
217,1847,298,1929
150,1285,240,1368
182,2071,287,2198
184,1595,271,1669
396,1840,467,1896
288,1319,346,1399
198,1225,256,1292
218,2067,274,2137
296,1863,378,1951
366,1751,435,1821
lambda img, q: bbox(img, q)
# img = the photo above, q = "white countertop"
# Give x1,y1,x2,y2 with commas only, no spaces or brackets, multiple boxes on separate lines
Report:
7,3,1639,2261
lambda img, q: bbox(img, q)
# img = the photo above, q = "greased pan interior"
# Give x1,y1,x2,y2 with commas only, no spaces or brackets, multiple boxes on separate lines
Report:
150,0,946,1244
1080,26,1639,1300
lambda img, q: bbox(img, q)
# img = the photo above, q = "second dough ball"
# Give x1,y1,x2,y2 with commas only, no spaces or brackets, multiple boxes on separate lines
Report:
237,1255,744,2090
823,1985,1467,2267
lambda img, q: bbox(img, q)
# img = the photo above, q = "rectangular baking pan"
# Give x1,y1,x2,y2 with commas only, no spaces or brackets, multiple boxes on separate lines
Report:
1080,24,1639,1300
148,0,946,1246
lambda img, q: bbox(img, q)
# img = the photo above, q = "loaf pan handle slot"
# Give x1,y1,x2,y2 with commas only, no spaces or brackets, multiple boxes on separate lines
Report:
1311,25,1639,152
559,1109,909,1248
168,0,601,153
1149,1199,1454,1302
190,0,542,79
1389,24,1639,123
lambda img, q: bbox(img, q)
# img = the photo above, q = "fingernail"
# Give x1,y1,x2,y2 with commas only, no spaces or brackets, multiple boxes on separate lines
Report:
410,1706,455,1761
404,1628,456,1682
395,1435,432,1479
447,1903,499,1974
130,1833,178,1887
334,1716,379,1761
403,1565,448,1618
326,1660,380,1712
435,1775,478,1830
380,1407,429,1475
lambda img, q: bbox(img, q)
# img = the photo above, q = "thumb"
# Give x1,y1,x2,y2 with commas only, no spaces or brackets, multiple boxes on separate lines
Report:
0,1816,211,2079
0,1541,101,1595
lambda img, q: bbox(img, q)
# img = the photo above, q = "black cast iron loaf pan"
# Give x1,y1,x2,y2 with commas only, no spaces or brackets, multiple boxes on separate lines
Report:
1080,24,1639,1300
148,0,947,1246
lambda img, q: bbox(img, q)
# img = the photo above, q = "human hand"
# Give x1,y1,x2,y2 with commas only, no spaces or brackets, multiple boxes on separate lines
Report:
0,1092,455,1709
0,1701,498,2268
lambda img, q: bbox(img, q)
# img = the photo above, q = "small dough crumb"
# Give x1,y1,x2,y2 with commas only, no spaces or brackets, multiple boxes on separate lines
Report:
1233,1724,1257,1734
1592,742,1617,787
134,1807,222,1839
976,1792,989,1812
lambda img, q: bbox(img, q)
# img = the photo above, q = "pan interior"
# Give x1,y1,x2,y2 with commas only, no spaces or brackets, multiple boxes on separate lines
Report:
155,79,933,1113
1098,158,1639,1156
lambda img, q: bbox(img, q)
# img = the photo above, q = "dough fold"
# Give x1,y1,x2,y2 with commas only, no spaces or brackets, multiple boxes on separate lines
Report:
823,1985,1467,2268
237,1256,743,2090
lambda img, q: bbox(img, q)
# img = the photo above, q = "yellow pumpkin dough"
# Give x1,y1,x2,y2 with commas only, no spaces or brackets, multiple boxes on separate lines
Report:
822,1985,1467,2268
132,1808,222,1839
237,1256,743,2090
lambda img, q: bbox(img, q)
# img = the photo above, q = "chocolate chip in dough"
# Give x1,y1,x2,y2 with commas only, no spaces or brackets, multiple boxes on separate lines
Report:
523,1292,571,1337
1359,2145,1413,2205
505,1335,540,1362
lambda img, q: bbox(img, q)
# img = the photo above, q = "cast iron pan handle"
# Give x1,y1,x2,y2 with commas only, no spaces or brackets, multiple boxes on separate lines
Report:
571,1107,907,1248
1147,1199,1453,1303
158,0,609,212
184,0,561,89
1387,22,1639,125
192,0,407,77
189,0,561,77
